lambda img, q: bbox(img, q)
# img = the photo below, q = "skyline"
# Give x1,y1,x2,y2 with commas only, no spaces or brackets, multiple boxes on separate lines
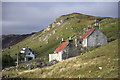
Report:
2,2,118,35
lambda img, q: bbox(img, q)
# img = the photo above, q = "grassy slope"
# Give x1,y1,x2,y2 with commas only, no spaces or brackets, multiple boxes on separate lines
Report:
2,13,118,64
3,39,118,78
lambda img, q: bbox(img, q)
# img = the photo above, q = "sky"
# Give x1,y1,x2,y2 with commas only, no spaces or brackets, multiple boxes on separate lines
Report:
2,2,118,35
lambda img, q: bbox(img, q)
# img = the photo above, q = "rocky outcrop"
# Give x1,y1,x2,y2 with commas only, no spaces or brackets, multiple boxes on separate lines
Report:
43,16,70,33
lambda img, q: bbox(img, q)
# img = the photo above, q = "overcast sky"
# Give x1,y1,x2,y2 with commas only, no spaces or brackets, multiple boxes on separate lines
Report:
2,2,118,35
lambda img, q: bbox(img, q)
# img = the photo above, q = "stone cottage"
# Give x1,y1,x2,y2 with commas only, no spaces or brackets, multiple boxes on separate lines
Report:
80,26,107,48
49,40,80,62
20,47,35,61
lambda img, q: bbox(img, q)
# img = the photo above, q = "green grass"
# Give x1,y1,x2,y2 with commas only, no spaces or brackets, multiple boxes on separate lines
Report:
2,13,118,68
3,39,118,78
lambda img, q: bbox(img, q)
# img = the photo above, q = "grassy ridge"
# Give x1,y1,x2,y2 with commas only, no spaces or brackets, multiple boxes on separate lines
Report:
19,39,118,78
3,39,118,78
2,13,118,67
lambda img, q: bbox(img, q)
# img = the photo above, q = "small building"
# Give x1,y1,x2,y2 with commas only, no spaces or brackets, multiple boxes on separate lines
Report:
49,40,80,62
20,47,35,61
75,38,82,47
25,51,35,61
81,26,107,47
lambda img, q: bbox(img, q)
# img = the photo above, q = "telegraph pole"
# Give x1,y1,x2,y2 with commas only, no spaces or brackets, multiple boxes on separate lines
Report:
16,46,19,67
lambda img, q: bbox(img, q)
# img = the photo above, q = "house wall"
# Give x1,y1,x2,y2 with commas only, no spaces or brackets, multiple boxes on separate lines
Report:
82,38,87,47
49,42,80,62
62,47,68,60
49,54,58,62
49,52,62,61
87,29,107,47
62,43,80,60
58,52,62,61
25,52,35,61
75,39,82,47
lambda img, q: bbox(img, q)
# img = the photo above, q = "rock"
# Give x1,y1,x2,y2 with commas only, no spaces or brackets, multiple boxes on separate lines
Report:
81,53,83,55
51,23,56,28
98,67,102,70
16,73,18,75
56,22,61,26
44,63,47,66
98,75,101,78
112,66,115,69
56,37,59,40
64,17,69,22
2,75,5,78
28,67,31,70
27,64,29,67
89,70,91,73
52,30,56,34
2,69,4,72
6,75,9,78
60,20,63,23
53,60,58,64
77,20,80,23
4,68,10,71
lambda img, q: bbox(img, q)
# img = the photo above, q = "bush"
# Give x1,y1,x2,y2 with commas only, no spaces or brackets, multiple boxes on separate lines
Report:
107,38,116,42
2,54,15,68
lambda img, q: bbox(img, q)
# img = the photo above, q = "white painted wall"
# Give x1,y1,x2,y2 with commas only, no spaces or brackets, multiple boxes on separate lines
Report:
49,52,63,61
25,52,35,61
58,52,62,61
49,54,58,62
82,38,87,47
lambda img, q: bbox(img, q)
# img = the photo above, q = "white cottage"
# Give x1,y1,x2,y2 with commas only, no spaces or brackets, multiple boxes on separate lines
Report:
20,47,35,61
49,40,80,62
25,51,35,61
81,26,107,47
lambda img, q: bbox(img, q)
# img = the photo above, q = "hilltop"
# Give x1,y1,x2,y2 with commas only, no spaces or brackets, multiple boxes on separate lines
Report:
2,13,118,68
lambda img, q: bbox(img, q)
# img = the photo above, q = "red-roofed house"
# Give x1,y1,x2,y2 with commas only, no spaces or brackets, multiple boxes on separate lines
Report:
49,40,80,61
81,26,107,47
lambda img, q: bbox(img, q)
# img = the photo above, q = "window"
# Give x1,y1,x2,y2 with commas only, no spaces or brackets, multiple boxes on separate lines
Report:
96,34,98,37
28,53,30,55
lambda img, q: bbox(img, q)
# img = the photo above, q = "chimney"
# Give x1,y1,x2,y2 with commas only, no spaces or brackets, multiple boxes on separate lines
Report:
93,25,99,30
69,40,73,44
68,37,73,44
94,19,100,29
88,27,92,29
62,38,64,41
83,28,88,33
69,37,72,40
75,39,78,47
60,38,65,44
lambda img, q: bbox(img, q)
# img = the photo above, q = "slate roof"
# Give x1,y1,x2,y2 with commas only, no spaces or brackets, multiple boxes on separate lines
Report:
55,42,68,53
81,28,95,39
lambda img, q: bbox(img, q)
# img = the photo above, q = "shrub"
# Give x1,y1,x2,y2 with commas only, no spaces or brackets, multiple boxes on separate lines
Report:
2,54,14,68
107,38,116,43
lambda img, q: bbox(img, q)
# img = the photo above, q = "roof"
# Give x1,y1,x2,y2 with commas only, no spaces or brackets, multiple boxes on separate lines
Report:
55,42,68,53
81,28,95,39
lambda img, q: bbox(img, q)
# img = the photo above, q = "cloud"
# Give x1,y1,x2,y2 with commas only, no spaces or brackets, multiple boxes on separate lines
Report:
2,0,120,2
2,2,118,34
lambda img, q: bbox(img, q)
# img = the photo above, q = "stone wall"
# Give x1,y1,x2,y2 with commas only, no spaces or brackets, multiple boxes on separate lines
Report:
87,29,107,47
62,43,80,60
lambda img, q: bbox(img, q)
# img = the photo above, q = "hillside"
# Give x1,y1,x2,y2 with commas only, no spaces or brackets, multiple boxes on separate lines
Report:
2,13,118,68
2,39,118,78
2,33,35,49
